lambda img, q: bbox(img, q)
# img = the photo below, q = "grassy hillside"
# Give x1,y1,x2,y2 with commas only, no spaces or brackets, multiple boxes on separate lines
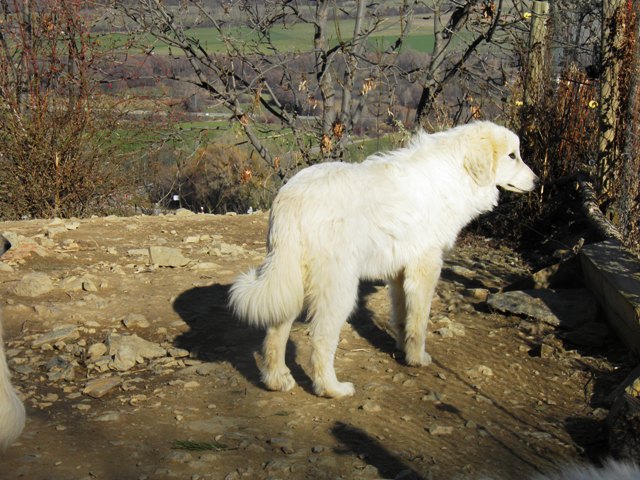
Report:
107,17,436,55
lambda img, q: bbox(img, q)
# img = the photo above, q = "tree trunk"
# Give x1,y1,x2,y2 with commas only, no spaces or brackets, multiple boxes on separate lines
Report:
597,0,625,196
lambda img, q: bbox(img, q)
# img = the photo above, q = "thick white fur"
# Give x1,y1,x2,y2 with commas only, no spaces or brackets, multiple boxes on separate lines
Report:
0,310,25,450
532,459,640,480
229,121,537,398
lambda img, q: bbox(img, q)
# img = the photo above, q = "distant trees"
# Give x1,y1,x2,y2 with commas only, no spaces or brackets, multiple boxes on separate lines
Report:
115,0,522,183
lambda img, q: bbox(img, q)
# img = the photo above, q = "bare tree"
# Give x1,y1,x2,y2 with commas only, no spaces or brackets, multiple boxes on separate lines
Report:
114,0,523,188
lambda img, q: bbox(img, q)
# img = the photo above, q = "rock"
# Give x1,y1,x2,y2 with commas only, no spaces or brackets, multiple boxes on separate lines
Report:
148,246,189,267
434,327,454,338
487,289,597,328
87,343,108,359
122,313,150,329
192,262,221,271
59,276,85,292
93,411,121,422
13,272,54,297
360,401,382,413
466,365,493,379
427,424,453,436
127,248,149,258
106,333,167,362
111,344,137,371
83,377,122,398
465,288,490,301
168,347,190,358
82,279,98,292
268,437,295,454
46,356,75,381
32,325,79,347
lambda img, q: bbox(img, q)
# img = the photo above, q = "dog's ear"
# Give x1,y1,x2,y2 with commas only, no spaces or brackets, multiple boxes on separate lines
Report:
463,131,497,186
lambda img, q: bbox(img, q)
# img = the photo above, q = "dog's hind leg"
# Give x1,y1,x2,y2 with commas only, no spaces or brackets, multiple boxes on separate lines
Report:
389,270,407,351
308,273,359,398
402,252,443,367
258,316,297,392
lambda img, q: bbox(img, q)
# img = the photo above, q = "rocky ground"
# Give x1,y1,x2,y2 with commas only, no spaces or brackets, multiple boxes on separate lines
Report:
0,210,634,480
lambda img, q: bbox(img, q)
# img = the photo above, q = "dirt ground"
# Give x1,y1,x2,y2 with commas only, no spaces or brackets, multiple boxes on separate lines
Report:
0,212,632,480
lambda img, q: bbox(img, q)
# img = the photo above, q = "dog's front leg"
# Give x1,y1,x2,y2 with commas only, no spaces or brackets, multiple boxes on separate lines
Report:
402,252,442,366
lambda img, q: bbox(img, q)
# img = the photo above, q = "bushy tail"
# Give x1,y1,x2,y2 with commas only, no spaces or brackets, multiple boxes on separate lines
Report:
0,313,25,450
229,239,304,329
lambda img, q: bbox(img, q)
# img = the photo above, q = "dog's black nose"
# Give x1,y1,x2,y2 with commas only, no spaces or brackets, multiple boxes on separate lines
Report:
0,235,10,257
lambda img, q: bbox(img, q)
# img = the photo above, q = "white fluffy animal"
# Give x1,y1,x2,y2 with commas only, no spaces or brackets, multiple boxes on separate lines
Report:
0,236,26,449
230,121,538,398
532,459,640,480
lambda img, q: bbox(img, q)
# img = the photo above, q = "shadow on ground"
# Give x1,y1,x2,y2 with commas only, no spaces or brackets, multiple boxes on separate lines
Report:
332,421,427,480
172,283,264,388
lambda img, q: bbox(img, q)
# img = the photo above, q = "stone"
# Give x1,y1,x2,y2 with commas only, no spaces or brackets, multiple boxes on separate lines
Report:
192,262,221,271
93,411,121,422
82,279,98,292
465,288,490,301
466,365,493,379
127,248,149,257
148,246,189,267
32,325,79,347
83,377,122,398
122,313,150,329
581,239,640,353
87,343,108,359
427,424,453,436
0,262,13,272
360,401,382,413
111,344,137,372
487,289,597,328
13,273,54,297
106,333,167,361
60,276,85,292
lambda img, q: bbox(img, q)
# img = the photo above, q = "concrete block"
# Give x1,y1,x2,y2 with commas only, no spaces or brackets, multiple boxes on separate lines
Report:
580,239,640,353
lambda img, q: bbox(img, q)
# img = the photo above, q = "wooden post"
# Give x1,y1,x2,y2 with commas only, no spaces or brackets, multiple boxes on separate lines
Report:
524,1,549,108
597,0,625,196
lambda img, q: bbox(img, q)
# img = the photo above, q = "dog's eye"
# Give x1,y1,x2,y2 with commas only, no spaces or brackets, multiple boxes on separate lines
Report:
508,153,517,159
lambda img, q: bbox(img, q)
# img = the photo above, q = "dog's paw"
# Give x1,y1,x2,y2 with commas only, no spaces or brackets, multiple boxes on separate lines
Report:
314,381,355,398
405,351,432,367
261,368,297,392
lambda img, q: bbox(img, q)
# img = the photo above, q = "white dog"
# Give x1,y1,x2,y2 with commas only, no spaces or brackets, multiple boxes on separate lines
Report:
0,235,25,449
230,121,537,398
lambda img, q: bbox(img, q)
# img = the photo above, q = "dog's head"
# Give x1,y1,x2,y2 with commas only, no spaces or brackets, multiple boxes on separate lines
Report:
463,122,538,193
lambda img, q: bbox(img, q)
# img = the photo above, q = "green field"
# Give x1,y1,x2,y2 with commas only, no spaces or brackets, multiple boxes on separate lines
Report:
106,17,436,55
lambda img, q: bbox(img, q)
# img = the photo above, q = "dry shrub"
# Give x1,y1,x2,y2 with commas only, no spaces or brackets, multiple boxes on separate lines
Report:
0,0,133,220
150,144,277,214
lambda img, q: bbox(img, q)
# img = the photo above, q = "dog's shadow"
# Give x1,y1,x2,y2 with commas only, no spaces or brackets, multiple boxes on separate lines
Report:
172,283,313,391
172,282,400,391
172,283,264,388
350,282,399,357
